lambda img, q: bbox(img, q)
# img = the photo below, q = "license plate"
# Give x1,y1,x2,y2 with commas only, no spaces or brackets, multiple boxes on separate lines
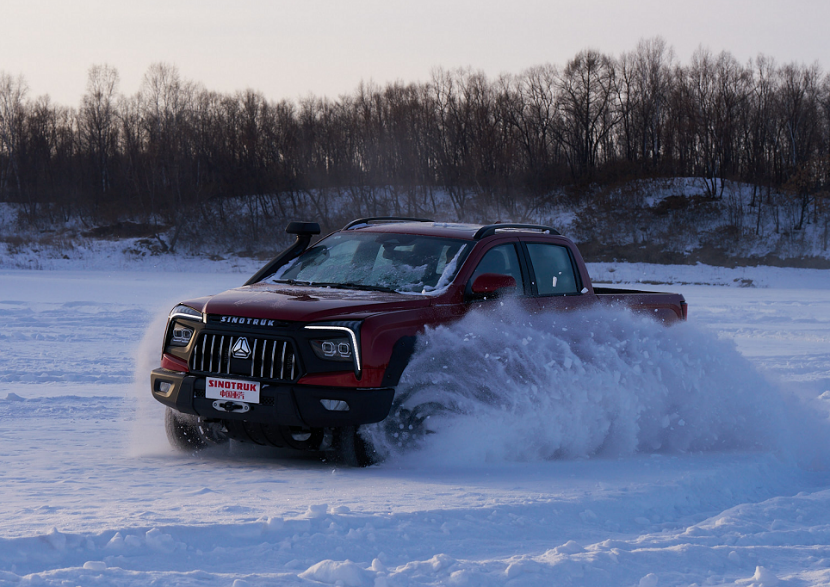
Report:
205,377,261,404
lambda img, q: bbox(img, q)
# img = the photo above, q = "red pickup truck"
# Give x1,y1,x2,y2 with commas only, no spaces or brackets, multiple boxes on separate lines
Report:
151,218,686,464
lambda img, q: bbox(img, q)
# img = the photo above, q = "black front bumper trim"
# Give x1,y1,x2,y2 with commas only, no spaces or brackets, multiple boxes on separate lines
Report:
151,369,394,427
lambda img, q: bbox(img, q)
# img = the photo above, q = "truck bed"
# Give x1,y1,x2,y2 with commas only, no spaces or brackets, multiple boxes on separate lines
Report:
593,286,687,323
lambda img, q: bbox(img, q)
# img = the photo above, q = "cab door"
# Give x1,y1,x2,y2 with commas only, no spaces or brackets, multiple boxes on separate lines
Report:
520,239,594,313
456,238,538,315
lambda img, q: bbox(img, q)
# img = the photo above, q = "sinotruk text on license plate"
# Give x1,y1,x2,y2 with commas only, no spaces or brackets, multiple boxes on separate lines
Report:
206,377,261,404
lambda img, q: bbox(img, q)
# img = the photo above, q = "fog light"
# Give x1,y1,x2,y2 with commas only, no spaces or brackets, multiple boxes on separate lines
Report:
158,381,172,393
320,399,349,412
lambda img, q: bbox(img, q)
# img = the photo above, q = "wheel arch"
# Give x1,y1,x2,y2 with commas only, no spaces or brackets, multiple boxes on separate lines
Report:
381,335,417,388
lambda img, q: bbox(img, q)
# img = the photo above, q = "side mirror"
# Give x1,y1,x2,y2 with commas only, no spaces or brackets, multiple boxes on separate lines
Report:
470,273,517,296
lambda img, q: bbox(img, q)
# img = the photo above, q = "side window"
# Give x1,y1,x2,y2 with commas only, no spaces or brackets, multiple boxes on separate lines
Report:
526,243,578,296
469,244,523,288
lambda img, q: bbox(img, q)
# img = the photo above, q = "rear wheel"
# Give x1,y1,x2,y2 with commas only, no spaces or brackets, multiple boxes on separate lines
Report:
165,408,228,450
330,425,378,467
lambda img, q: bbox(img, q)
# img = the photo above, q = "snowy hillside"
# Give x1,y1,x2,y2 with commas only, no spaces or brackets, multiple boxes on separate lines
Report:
2,177,830,271
1,259,829,586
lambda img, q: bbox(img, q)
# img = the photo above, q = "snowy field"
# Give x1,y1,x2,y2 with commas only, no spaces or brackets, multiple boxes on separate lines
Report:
1,262,830,586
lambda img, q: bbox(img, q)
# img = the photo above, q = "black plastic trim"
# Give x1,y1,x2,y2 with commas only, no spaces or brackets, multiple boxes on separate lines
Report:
151,369,395,427
286,221,321,236
151,369,198,415
245,222,318,285
381,336,417,387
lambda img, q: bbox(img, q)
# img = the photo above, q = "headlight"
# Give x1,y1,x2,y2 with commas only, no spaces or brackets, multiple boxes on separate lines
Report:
169,305,202,321
304,322,362,379
310,338,353,362
170,325,194,347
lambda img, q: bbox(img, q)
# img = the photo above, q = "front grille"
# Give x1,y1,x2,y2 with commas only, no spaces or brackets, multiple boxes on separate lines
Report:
190,333,299,382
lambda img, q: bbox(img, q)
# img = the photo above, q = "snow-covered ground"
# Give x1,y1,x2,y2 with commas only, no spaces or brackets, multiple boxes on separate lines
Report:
1,261,830,586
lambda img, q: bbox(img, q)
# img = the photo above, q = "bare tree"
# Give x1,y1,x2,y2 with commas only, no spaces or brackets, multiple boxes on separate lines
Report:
80,64,120,208
743,55,780,234
779,62,822,229
615,37,675,168
0,72,28,206
558,50,618,180
428,68,475,218
680,48,749,198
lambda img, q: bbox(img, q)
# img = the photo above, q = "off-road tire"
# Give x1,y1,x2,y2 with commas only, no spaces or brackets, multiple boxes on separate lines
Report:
330,425,378,467
165,408,228,450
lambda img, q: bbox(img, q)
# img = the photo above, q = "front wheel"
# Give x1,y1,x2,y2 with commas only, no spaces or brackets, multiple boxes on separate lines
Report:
165,408,228,450
330,426,378,467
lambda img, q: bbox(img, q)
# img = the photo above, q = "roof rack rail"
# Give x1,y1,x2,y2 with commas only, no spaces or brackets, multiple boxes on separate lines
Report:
343,217,433,230
474,224,560,239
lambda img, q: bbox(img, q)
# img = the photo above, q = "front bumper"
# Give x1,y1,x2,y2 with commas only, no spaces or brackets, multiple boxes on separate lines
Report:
151,369,395,427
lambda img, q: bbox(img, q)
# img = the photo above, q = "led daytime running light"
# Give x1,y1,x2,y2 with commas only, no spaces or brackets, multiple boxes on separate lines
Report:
169,304,202,321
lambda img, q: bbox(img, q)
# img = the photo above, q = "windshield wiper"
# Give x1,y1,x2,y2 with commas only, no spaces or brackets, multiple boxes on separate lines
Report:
273,279,398,293
272,279,314,286
313,282,398,293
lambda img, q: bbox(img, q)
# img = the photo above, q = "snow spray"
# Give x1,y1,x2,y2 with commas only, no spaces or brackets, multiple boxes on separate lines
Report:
364,302,828,467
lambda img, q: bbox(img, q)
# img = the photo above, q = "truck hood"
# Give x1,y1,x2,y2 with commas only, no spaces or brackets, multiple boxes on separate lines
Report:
198,283,433,323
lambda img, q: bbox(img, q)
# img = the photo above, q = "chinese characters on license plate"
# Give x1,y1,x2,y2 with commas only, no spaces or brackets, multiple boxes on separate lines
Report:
205,377,261,404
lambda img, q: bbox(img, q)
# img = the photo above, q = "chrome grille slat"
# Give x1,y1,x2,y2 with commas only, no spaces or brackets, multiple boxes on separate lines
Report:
270,342,277,379
219,336,225,372
190,333,298,382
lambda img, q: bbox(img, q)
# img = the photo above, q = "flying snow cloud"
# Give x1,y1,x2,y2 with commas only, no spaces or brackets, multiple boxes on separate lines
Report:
366,302,826,466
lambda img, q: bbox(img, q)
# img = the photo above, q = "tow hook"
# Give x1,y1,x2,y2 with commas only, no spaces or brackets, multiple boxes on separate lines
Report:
212,400,251,413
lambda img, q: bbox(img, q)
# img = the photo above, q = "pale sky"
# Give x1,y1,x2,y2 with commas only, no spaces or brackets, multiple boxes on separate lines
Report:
2,0,828,106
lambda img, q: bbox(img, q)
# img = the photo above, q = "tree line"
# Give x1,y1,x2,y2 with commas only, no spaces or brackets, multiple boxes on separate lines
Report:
1,38,829,251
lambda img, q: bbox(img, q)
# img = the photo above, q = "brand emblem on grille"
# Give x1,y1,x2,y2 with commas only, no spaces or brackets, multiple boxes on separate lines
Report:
231,337,252,359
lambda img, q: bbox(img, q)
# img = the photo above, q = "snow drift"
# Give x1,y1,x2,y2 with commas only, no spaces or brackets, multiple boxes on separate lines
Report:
365,303,822,465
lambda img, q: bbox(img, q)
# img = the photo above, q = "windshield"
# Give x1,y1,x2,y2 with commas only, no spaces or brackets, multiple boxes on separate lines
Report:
266,232,471,295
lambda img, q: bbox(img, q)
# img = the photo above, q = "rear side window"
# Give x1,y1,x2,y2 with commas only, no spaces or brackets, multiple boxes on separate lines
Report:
526,243,578,296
